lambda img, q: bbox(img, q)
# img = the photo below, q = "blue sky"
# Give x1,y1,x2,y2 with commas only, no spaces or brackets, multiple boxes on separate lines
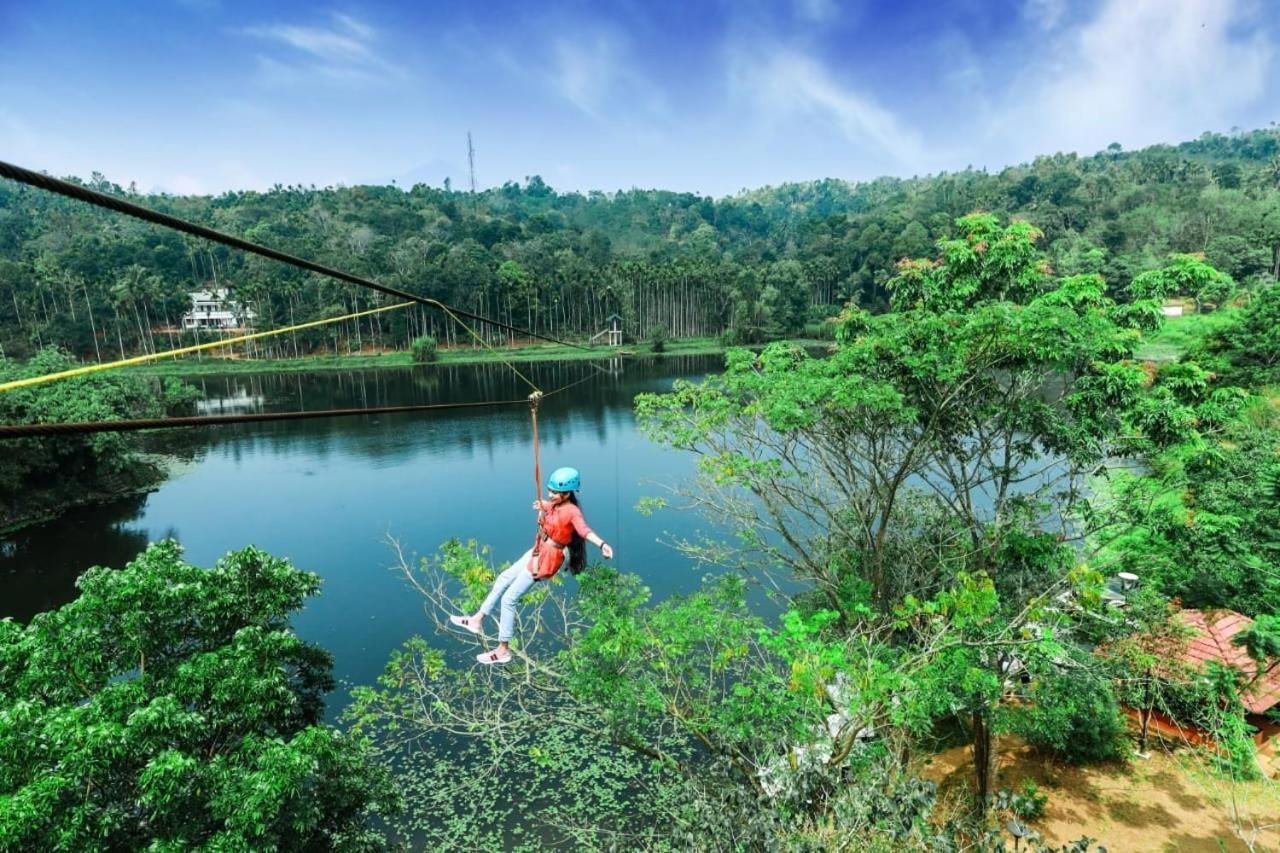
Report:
1,0,1277,197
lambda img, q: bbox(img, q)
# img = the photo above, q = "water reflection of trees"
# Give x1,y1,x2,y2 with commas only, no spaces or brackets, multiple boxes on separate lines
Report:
0,495,151,623
177,356,723,465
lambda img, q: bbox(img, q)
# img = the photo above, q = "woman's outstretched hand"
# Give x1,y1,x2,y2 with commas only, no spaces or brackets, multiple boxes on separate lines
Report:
601,543,614,560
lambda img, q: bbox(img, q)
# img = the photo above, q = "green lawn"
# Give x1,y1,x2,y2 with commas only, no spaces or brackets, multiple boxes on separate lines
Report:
130,336,832,377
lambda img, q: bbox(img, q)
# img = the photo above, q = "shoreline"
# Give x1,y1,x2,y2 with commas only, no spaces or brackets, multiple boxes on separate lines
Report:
0,458,172,535
119,310,1223,379
126,336,831,378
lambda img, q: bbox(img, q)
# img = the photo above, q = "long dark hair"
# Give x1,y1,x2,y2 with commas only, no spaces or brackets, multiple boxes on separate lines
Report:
566,493,587,575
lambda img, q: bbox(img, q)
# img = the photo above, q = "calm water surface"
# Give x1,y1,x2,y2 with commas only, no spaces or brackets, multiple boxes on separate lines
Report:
0,356,726,710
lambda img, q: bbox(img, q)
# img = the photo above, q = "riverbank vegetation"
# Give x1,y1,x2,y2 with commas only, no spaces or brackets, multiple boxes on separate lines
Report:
123,334,830,378
0,350,197,531
1132,310,1237,362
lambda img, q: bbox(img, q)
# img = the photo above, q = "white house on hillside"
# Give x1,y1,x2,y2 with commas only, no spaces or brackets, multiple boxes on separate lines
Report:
181,288,256,331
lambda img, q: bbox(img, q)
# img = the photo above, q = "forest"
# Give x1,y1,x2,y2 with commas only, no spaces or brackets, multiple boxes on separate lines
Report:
1,128,1278,360
2,127,1280,850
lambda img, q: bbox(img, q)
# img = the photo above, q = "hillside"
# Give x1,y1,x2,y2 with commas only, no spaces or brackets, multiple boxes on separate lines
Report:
1,128,1277,361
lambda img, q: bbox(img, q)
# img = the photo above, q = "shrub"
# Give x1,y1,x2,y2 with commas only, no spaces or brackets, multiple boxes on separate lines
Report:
411,334,438,363
992,782,1048,825
649,323,669,353
0,350,201,526
1015,778,1048,820
1012,671,1127,765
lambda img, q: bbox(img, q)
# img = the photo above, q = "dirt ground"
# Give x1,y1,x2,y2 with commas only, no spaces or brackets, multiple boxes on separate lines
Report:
921,737,1280,852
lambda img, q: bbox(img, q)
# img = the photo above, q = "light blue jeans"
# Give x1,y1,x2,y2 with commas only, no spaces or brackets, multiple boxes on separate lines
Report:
479,548,538,642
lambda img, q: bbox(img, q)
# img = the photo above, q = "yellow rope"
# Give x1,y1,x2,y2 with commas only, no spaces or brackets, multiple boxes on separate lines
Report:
433,301,542,394
0,301,414,393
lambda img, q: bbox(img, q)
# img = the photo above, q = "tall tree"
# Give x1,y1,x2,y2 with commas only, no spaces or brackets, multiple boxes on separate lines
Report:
635,213,1196,808
0,542,399,849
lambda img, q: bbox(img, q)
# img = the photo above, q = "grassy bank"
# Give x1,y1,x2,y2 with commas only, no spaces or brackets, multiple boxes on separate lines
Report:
130,336,831,377
123,307,1222,378
1133,310,1236,362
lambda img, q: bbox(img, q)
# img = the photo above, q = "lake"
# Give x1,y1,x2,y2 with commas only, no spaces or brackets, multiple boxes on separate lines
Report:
0,355,727,711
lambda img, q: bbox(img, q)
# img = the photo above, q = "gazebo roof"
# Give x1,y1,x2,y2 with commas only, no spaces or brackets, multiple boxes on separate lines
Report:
1175,609,1280,715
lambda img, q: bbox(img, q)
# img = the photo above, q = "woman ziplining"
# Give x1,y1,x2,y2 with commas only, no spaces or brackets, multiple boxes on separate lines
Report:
450,465,613,664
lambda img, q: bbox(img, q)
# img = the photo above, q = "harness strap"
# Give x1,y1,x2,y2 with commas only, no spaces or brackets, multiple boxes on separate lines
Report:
541,535,569,550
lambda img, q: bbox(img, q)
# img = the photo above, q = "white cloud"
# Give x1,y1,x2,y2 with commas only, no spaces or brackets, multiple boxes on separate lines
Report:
246,16,372,64
330,12,373,42
728,48,926,171
1003,0,1273,159
550,36,617,115
545,31,664,119
242,11,404,84
1021,0,1066,31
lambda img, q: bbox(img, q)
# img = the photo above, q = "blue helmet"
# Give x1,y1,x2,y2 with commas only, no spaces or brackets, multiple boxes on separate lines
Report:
546,466,581,492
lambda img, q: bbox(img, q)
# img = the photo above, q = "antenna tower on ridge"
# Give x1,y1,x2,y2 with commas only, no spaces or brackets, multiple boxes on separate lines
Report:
467,132,477,194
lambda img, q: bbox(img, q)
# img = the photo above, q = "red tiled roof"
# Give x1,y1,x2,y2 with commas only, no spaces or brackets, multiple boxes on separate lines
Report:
1175,609,1280,715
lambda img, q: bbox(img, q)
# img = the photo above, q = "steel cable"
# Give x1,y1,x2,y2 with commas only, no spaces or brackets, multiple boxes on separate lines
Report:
0,398,529,438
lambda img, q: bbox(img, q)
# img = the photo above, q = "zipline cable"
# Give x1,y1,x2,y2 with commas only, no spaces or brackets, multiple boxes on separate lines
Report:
0,363,602,438
540,369,599,399
0,301,414,393
0,160,592,355
436,301,541,395
0,398,528,438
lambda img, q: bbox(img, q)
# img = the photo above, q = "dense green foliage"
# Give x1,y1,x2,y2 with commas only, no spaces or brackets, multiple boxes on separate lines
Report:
1,128,1277,362
1193,283,1280,386
1097,399,1280,616
0,541,398,850
634,213,1178,618
351,541,1096,850
0,349,198,528
1129,252,1236,312
1010,668,1127,765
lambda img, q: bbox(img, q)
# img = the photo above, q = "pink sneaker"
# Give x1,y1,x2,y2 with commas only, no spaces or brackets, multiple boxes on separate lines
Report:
476,648,512,665
449,614,483,635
